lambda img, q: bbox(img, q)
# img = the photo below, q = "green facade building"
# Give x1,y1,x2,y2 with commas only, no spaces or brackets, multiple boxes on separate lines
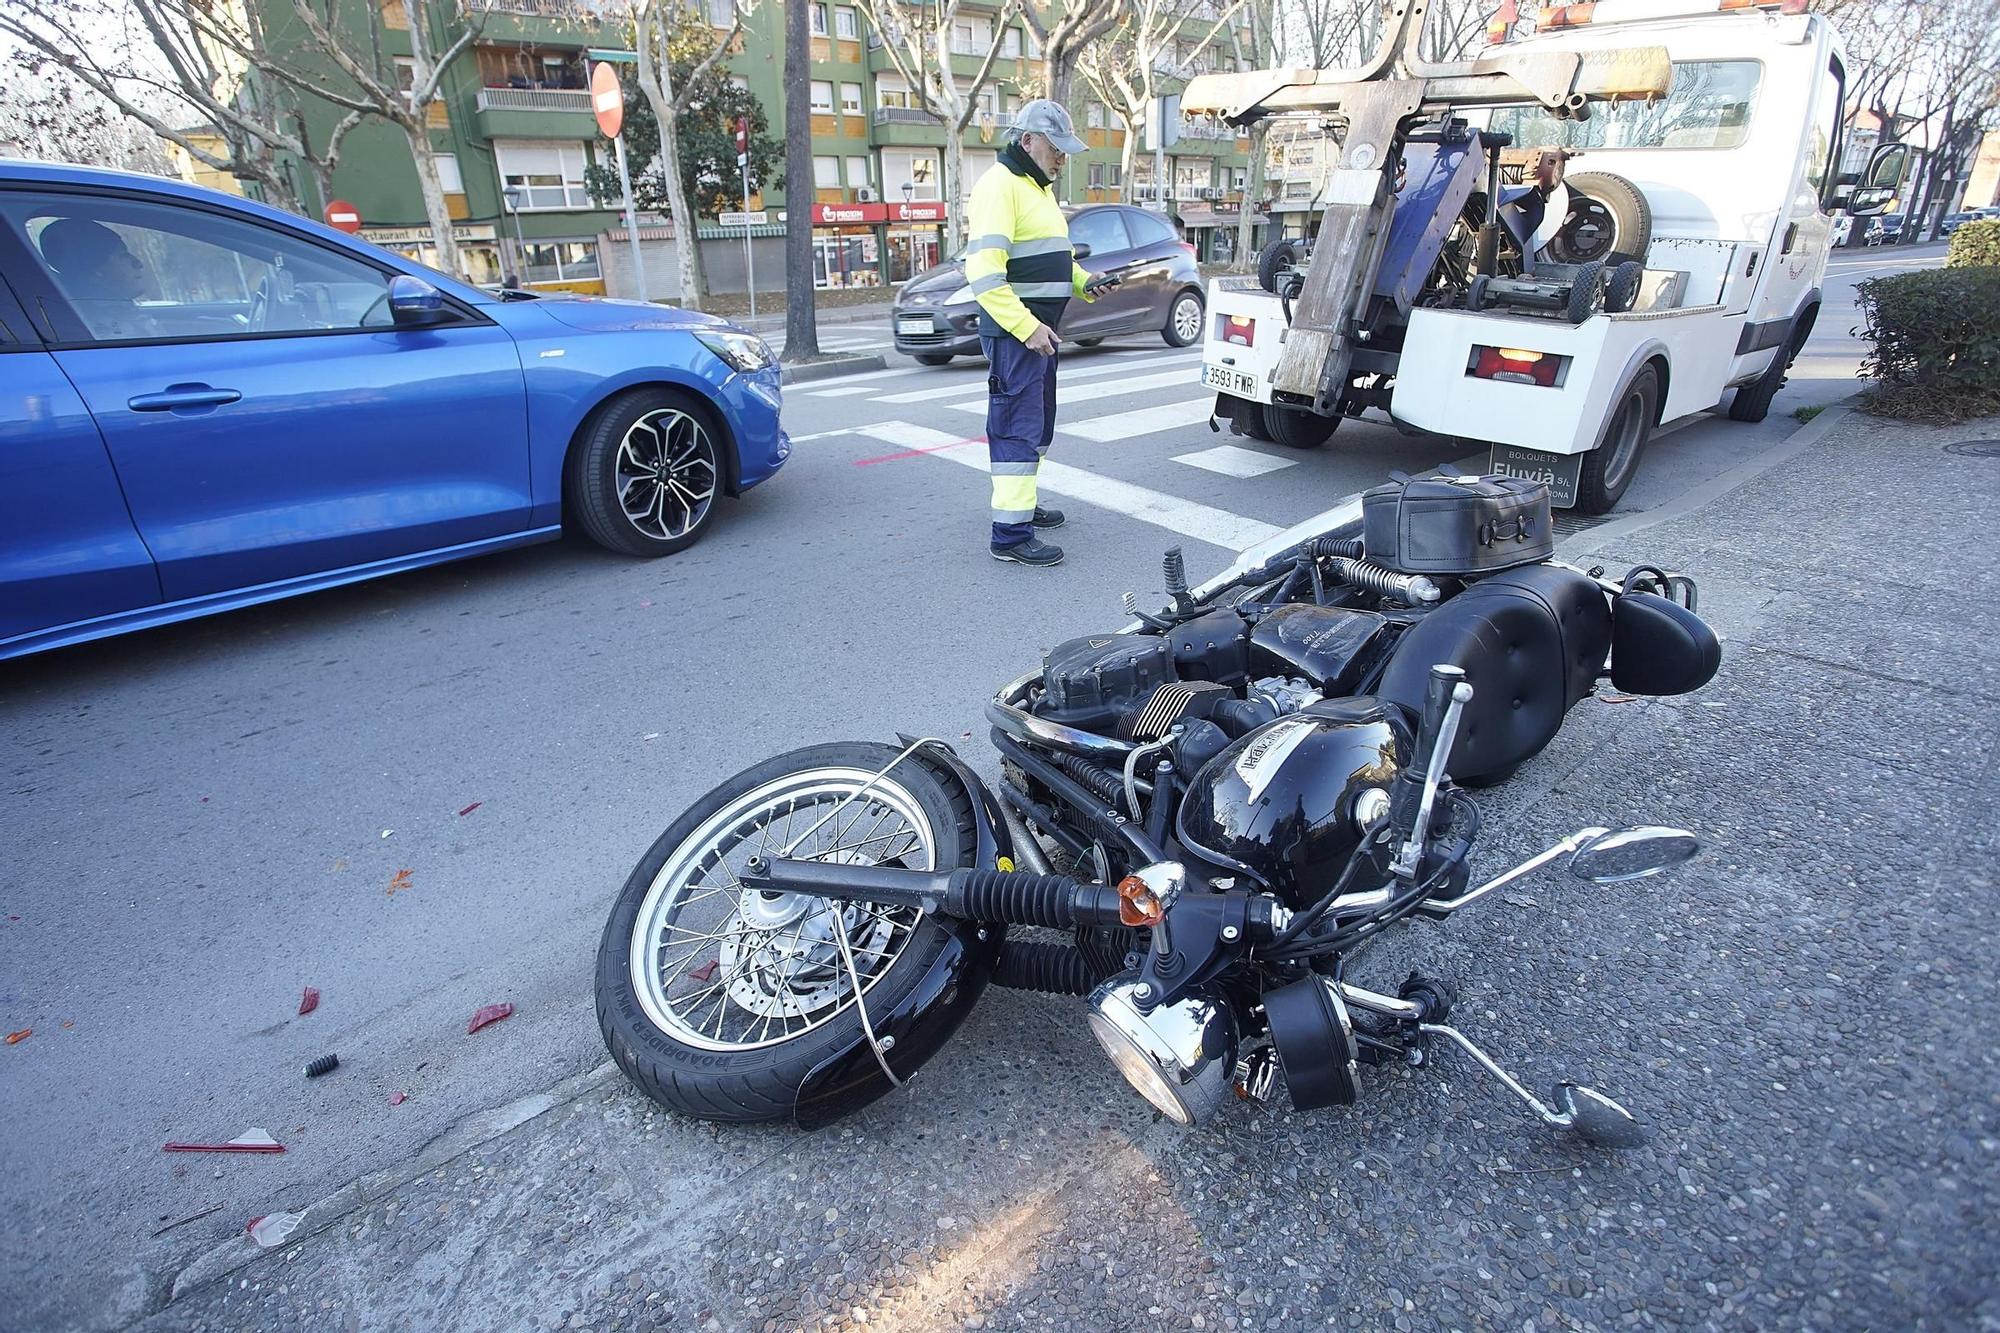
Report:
249,0,1259,295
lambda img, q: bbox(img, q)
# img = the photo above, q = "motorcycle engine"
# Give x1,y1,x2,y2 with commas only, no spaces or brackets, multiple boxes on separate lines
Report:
1033,606,1397,741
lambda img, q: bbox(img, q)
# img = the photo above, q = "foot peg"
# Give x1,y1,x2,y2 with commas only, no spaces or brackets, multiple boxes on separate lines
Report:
1419,1023,1648,1148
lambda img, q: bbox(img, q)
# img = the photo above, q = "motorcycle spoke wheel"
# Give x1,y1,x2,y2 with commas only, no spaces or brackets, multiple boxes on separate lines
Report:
629,769,935,1052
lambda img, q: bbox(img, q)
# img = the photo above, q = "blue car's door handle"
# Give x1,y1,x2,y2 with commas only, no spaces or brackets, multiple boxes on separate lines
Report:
128,385,243,412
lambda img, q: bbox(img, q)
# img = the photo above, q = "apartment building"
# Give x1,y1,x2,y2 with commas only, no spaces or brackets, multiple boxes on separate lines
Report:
242,0,1259,294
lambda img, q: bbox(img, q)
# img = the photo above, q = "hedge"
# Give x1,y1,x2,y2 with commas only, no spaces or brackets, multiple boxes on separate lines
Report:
1946,217,2000,269
1855,266,2000,422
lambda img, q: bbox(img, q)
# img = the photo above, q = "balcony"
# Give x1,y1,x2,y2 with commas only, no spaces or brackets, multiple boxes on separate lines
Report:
472,85,597,139
874,106,940,125
462,0,617,15
458,0,622,46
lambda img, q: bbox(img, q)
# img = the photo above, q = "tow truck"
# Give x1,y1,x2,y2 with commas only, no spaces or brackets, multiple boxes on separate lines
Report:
1185,0,1905,512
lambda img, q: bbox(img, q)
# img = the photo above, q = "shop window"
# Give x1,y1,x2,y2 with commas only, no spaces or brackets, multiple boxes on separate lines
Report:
523,240,601,283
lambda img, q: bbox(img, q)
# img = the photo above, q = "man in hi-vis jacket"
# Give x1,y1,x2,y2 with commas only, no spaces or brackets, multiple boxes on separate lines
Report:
964,100,1119,567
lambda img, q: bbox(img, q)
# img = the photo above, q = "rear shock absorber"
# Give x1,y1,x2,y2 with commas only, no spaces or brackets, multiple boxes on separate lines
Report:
1326,556,1441,607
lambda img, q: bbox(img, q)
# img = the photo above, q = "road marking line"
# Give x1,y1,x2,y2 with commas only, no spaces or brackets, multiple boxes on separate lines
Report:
1172,444,1299,478
850,421,1280,551
802,385,884,397
868,350,1198,405
1058,396,1216,442
946,368,1203,416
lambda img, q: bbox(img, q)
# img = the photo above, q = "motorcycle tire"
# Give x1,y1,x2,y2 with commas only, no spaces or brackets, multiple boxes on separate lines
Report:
596,742,980,1124
1551,172,1653,267
1575,363,1659,514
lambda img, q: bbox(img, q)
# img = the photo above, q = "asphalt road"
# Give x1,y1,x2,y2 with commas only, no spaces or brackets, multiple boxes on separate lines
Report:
0,252,1927,1329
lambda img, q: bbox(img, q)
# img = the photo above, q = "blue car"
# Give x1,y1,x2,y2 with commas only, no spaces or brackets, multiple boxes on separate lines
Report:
0,162,788,661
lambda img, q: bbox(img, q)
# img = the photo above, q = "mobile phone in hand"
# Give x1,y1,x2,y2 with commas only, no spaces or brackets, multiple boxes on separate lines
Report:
1084,273,1123,297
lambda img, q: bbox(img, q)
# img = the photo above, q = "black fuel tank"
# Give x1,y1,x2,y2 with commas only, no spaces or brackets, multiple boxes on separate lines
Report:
1247,605,1392,695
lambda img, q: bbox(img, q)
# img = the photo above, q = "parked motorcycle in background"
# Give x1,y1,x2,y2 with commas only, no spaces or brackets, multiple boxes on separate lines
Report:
595,473,1720,1142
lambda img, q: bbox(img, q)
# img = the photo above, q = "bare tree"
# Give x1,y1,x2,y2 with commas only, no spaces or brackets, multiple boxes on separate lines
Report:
270,0,483,275
1017,0,1127,108
1224,3,1274,270
1078,0,1246,206
630,0,750,310
852,0,1024,253
0,0,362,213
0,71,171,173
781,0,819,360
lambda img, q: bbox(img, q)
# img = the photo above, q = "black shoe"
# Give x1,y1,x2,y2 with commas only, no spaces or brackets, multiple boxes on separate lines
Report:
991,536,1065,567
1031,506,1065,529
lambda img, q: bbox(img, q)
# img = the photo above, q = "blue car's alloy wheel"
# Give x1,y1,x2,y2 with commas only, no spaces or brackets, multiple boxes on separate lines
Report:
569,388,725,557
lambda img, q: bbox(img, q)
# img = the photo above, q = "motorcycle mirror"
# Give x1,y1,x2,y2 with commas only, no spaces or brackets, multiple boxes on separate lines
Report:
1554,1083,1648,1148
1567,825,1699,884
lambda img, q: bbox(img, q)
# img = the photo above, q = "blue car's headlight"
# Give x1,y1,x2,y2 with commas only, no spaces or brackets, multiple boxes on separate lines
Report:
695,328,775,373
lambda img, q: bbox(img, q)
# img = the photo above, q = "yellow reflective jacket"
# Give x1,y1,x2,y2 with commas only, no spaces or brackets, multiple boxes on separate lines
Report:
964,142,1093,341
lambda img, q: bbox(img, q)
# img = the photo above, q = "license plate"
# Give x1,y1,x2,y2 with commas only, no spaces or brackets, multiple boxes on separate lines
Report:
1202,363,1257,396
1490,443,1584,509
895,316,933,335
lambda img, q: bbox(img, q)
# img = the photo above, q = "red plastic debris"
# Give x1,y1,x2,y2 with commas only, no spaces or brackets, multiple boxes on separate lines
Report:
388,1092,408,1106
688,959,720,984
385,869,414,897
5,1029,29,1045
298,987,320,1016
458,801,483,817
466,1002,514,1035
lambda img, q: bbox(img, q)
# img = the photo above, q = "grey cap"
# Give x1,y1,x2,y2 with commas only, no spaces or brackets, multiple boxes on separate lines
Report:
1013,99,1087,155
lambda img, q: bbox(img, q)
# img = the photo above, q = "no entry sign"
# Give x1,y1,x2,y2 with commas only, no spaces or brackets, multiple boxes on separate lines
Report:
324,199,362,234
591,62,624,139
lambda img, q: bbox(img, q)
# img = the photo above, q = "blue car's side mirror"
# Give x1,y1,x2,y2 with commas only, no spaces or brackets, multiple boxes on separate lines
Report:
388,274,448,327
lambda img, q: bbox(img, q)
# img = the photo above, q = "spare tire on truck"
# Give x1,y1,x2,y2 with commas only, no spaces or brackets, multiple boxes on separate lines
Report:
1546,171,1652,267
1257,237,1310,294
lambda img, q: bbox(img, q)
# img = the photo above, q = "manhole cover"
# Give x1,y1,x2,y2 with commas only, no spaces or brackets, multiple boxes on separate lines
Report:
1945,439,2000,458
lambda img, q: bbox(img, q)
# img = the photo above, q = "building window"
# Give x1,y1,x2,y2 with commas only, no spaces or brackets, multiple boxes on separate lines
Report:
840,82,863,115
881,148,939,199
836,5,858,38
1088,162,1105,189
1232,166,1247,191
1024,26,1041,57
1109,164,1122,186
1001,27,1021,58
876,74,914,109
847,155,871,190
434,152,464,194
1087,101,1104,129
810,3,827,36
522,239,601,284
810,80,834,113
706,0,735,25
495,141,593,210
728,75,749,92
813,155,841,188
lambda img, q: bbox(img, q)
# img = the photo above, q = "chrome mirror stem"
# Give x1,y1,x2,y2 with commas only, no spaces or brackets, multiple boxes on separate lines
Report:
1422,827,1609,915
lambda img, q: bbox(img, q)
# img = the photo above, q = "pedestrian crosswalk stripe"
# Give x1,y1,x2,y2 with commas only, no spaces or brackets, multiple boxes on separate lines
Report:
947,368,1203,416
801,384,883,397
868,351,1200,406
851,421,1281,551
1172,444,1299,478
1057,397,1216,443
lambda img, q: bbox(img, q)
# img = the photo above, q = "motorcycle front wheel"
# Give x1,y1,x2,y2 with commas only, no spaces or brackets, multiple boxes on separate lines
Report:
596,742,979,1123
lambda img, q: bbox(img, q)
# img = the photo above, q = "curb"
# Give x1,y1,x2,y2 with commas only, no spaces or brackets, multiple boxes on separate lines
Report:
781,353,887,385
160,1061,620,1308
1558,396,1859,558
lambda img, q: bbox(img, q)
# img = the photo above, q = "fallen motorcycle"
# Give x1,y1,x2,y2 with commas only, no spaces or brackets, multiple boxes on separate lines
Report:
596,473,1720,1141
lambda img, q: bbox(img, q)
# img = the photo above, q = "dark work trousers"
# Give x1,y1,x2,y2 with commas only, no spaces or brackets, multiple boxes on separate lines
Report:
981,333,1060,548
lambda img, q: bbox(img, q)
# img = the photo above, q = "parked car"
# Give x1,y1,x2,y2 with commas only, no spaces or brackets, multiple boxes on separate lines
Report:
891,204,1205,364
1864,212,1905,245
0,162,788,662
1940,211,1978,237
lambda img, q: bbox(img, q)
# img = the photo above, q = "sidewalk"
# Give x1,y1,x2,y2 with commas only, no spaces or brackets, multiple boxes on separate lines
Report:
139,407,2000,1333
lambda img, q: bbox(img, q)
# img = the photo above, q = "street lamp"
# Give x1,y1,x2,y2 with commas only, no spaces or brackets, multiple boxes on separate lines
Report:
502,184,528,289
901,181,914,205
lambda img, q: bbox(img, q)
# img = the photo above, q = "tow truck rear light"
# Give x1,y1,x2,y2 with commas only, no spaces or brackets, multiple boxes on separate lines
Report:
1219,314,1256,346
1468,345,1567,387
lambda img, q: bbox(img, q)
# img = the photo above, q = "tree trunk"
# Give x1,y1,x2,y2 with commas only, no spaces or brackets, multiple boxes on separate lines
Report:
404,122,461,276
1233,121,1267,271
1046,55,1071,107
941,129,967,255
1118,115,1140,203
782,0,820,360
653,69,705,308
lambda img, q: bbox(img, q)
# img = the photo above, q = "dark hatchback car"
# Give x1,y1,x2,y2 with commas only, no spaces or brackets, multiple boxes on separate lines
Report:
891,204,1205,364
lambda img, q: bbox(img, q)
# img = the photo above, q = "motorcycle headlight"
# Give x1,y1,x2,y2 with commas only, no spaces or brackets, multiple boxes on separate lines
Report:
694,328,775,373
1086,975,1237,1126
943,284,980,306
